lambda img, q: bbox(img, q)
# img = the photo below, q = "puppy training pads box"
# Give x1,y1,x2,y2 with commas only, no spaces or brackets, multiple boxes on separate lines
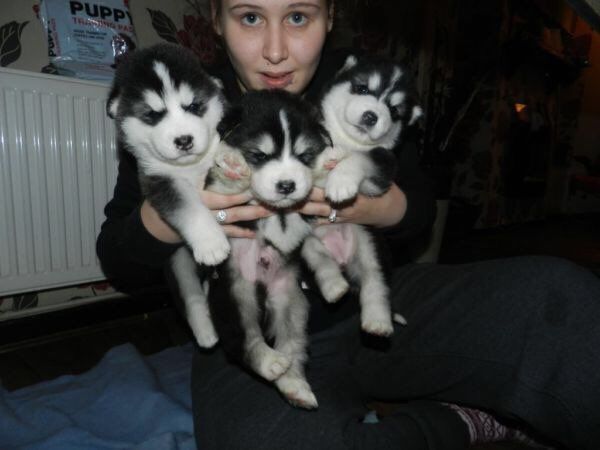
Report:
39,0,137,81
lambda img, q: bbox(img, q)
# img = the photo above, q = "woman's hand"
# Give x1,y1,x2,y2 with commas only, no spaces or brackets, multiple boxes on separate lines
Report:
199,190,271,238
140,191,271,244
297,184,407,228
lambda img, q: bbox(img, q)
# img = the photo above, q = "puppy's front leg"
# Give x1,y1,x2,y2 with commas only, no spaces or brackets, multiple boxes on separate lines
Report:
171,178,231,266
325,152,372,203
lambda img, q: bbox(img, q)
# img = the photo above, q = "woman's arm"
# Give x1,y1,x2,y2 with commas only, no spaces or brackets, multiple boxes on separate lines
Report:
96,153,182,292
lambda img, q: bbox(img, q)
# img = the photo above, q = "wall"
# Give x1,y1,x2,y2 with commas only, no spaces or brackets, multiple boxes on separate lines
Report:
0,0,204,317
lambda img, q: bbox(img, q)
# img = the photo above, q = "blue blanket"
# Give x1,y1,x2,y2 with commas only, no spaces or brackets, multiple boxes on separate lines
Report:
0,343,196,450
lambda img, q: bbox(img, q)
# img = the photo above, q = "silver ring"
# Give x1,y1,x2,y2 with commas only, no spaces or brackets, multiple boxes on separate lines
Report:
328,209,337,223
216,209,227,224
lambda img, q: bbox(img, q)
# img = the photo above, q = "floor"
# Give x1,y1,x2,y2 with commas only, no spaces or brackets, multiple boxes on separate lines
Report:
1,212,598,449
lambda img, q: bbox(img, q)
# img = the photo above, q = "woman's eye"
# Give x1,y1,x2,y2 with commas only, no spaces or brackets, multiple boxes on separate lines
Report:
241,13,262,26
287,12,307,26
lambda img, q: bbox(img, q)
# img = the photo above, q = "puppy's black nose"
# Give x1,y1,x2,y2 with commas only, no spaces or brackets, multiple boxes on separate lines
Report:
276,180,296,195
361,111,378,127
174,135,193,151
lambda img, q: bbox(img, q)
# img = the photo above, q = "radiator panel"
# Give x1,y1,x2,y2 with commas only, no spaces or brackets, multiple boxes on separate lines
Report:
0,68,118,296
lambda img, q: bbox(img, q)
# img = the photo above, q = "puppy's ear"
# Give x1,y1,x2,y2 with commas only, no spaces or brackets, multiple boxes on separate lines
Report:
341,55,358,71
217,104,243,139
106,84,120,119
408,105,423,126
403,86,424,127
337,54,358,76
211,76,224,90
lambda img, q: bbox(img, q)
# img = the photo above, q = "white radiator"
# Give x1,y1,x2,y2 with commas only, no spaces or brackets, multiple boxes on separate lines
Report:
0,68,118,297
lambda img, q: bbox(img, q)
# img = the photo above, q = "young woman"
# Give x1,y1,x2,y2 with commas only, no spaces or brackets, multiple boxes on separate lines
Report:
97,1,600,449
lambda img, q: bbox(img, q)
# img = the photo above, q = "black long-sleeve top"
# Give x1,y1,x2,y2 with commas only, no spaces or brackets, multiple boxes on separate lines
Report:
96,49,436,310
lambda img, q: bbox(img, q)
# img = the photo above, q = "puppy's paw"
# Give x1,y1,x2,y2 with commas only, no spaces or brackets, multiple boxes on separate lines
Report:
276,375,318,410
325,174,359,203
320,146,347,170
195,328,219,348
215,148,250,181
258,350,291,381
191,230,230,266
321,276,350,303
361,307,394,337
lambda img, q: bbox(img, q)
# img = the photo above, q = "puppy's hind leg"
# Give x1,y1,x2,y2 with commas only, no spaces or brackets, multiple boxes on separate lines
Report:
269,282,318,409
347,226,394,337
170,247,218,348
301,234,349,303
231,275,291,381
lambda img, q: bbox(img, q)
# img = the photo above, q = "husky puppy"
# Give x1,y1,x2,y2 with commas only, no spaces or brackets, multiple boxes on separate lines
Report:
107,44,229,348
205,90,341,409
107,43,230,268
311,54,423,335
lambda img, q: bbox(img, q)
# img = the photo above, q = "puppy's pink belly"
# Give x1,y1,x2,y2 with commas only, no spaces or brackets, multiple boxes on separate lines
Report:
316,224,356,266
231,239,292,295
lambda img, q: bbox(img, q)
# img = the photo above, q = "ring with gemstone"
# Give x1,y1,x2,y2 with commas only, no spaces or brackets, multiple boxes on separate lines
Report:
328,209,337,223
216,209,227,224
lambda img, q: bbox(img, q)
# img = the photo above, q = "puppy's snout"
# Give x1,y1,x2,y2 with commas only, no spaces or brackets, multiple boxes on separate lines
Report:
361,111,378,127
276,180,296,195
174,135,194,151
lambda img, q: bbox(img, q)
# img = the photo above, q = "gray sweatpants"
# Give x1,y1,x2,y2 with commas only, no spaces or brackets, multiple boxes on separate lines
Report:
191,256,600,450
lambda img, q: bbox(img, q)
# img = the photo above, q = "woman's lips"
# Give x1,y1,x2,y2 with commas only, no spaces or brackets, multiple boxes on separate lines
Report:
260,71,294,89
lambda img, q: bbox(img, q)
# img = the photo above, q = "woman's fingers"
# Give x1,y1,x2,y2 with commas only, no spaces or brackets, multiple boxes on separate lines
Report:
297,201,334,218
200,190,253,210
307,187,327,202
222,225,256,239
214,204,272,224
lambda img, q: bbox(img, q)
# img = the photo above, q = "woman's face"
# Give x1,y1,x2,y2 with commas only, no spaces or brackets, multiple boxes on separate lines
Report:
213,0,333,94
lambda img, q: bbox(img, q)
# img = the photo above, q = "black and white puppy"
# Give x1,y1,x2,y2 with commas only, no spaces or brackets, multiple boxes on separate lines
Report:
107,43,229,268
107,44,229,347
206,90,342,409
311,54,422,335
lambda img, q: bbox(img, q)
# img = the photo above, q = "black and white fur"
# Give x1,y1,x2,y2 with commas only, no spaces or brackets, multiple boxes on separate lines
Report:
107,43,230,270
107,44,230,347
311,54,422,335
205,90,341,409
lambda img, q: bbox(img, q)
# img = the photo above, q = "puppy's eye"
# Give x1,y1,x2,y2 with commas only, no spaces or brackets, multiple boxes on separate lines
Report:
247,148,267,162
389,104,406,122
298,149,316,165
143,109,165,122
352,84,369,95
184,101,203,115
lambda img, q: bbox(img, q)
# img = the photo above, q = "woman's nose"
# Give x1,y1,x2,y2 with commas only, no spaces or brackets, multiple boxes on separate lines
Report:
263,24,288,65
